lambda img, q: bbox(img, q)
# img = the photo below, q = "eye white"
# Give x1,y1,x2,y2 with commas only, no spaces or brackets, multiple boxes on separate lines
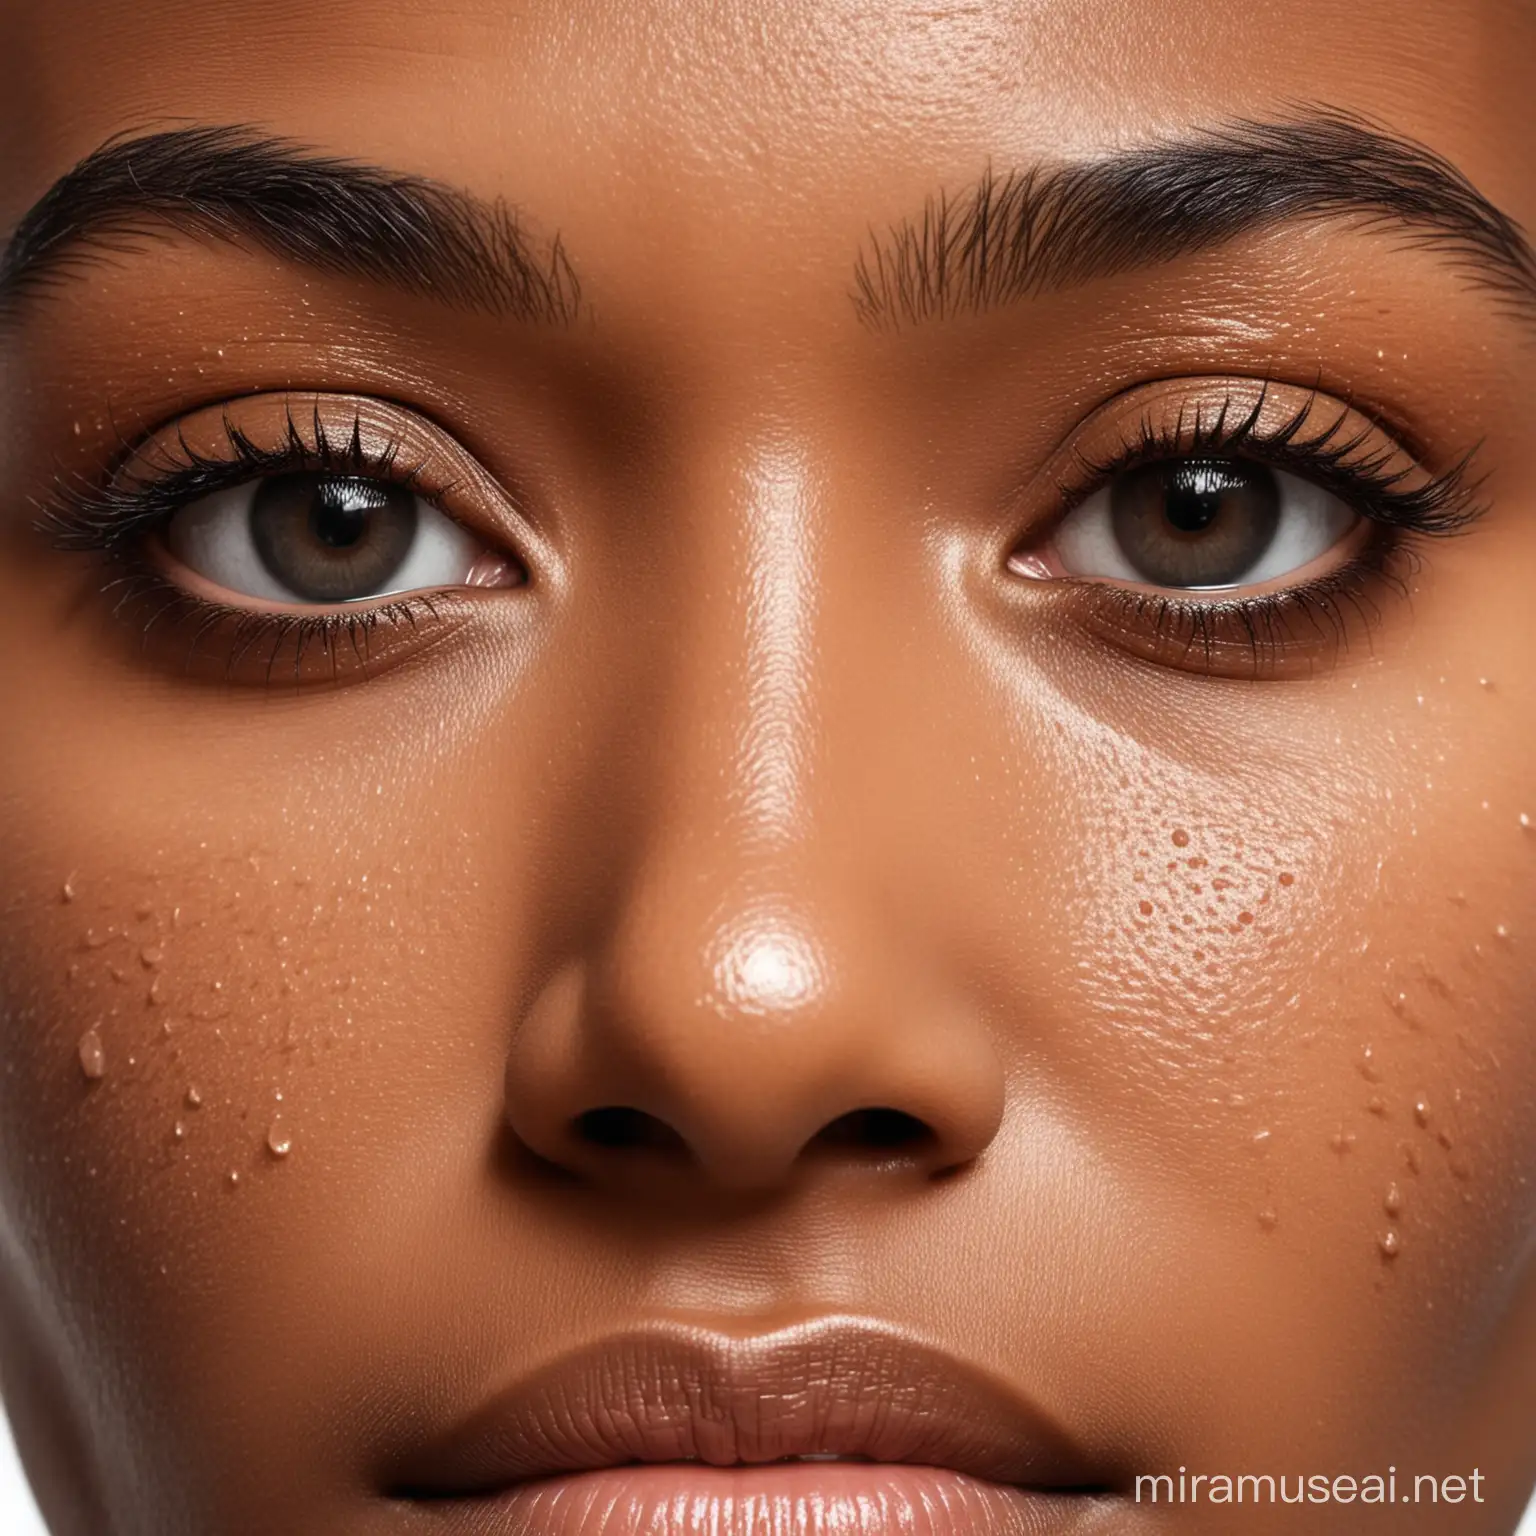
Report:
1053,466,1357,589
163,480,484,603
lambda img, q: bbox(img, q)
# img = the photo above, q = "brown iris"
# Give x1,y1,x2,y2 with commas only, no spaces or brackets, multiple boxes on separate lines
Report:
250,473,419,602
1110,459,1281,588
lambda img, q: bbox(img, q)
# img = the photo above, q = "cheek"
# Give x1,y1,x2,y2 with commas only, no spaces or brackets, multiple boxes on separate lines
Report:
0,848,336,1283
0,767,428,1371
1034,676,1536,1392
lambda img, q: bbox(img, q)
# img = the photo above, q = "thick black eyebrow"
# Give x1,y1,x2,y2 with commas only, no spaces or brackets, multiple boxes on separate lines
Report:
852,111,1536,330
0,125,580,327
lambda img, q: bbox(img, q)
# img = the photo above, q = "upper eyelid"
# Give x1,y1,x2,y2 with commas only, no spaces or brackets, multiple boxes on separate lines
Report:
140,407,435,504
34,392,550,569
1024,377,1487,543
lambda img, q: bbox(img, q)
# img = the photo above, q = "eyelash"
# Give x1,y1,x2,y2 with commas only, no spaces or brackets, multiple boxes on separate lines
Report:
33,405,466,686
1037,386,1487,676
33,386,1486,685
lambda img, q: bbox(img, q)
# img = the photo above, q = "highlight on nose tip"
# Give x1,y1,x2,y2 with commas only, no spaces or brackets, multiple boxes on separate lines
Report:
709,913,827,1016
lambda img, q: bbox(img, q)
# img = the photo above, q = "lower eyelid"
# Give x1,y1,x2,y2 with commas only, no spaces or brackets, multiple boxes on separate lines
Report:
1052,535,1417,681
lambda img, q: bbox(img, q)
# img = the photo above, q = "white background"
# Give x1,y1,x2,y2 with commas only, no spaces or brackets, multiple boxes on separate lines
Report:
1,1397,1533,1532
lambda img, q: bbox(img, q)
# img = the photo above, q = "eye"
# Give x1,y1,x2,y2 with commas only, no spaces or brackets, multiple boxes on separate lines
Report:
1019,458,1357,591
161,471,512,605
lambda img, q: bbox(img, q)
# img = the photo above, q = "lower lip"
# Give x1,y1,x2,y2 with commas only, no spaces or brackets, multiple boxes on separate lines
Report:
437,1462,1108,1535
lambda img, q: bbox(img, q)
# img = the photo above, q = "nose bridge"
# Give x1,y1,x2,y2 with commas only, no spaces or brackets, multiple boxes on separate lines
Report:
686,435,821,848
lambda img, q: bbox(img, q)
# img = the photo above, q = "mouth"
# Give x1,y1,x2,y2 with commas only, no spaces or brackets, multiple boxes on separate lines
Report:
386,1316,1119,1534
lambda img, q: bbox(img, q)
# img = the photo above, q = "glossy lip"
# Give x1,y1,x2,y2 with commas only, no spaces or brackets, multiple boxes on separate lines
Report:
387,1316,1111,1499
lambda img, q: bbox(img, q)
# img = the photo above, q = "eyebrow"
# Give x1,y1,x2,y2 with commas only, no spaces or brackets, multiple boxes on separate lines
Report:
852,110,1536,329
0,125,580,327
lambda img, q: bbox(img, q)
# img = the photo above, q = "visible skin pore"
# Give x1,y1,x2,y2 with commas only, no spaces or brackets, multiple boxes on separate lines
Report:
0,2,1533,1533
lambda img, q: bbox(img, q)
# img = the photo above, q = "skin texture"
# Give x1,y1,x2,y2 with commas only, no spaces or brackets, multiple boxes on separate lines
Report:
0,0,1534,1532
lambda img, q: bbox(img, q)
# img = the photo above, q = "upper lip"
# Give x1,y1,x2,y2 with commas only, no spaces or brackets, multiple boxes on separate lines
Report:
389,1316,1106,1498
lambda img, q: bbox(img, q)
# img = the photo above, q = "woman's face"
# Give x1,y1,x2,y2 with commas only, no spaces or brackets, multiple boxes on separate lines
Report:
1,2,1533,1533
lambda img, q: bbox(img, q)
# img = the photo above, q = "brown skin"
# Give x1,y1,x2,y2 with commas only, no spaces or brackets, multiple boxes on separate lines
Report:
0,0,1534,1532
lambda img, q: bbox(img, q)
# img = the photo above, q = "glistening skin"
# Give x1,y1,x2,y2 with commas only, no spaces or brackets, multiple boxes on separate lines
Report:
0,2,1533,1534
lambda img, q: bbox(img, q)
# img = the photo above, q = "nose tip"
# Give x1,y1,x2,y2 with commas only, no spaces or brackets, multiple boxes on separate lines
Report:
712,918,824,1017
502,903,1005,1195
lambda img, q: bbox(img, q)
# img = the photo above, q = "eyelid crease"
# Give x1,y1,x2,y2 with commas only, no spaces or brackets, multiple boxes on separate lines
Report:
31,396,478,558
1037,378,1488,548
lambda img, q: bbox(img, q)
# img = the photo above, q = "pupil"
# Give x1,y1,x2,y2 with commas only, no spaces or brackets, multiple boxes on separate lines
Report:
1163,465,1230,534
311,484,379,549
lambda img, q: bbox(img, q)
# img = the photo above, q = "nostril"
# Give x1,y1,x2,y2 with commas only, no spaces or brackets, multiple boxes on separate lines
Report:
810,1107,933,1155
573,1106,690,1156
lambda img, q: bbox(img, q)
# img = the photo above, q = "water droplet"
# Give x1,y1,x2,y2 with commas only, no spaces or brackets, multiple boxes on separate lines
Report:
61,873,77,903
139,946,163,969
1479,676,1493,690
1384,1182,1403,1215
1436,1128,1454,1150
1257,1208,1278,1231
147,975,164,1005
226,1170,241,1188
1329,1130,1356,1154
1368,1096,1388,1117
1403,1143,1421,1175
1494,924,1511,942
185,1086,202,1109
1449,1154,1471,1180
77,1029,105,1081
172,1121,186,1142
1414,1099,1431,1127
1379,1230,1401,1258
266,1119,292,1158
1252,1127,1271,1145
1358,1046,1381,1082
1171,829,1191,848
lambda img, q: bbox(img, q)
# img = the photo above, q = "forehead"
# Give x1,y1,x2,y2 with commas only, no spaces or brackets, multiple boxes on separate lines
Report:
4,0,1531,234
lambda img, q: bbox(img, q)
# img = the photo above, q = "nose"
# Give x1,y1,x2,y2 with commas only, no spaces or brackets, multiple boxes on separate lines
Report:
503,880,1006,1193
501,443,1005,1194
